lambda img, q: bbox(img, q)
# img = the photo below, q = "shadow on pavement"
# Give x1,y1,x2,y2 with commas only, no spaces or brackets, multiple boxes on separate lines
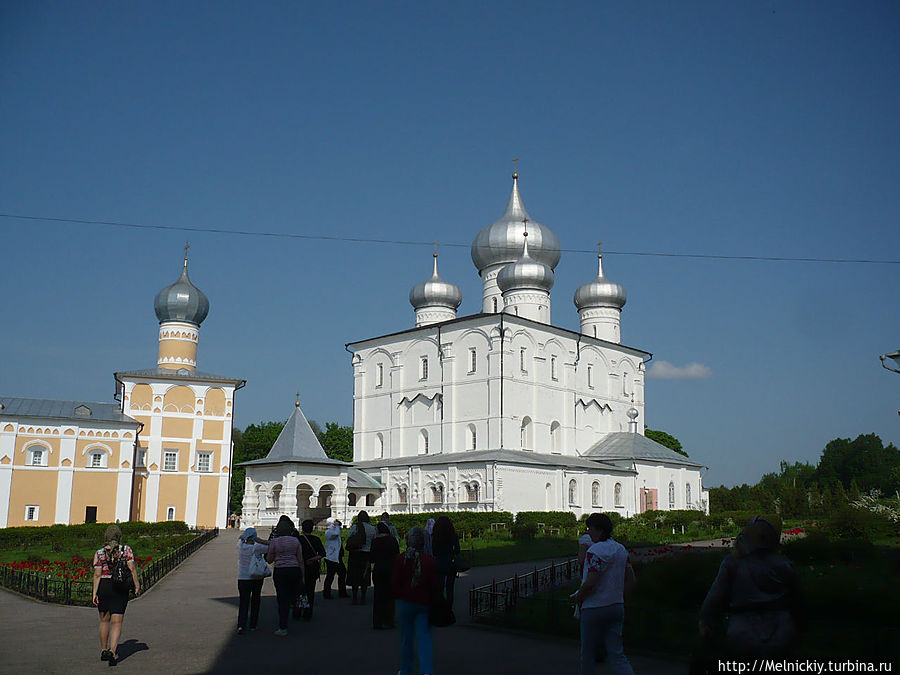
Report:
116,638,150,662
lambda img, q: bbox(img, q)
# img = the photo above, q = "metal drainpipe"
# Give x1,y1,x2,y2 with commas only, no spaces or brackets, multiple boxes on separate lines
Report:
227,379,247,524
115,374,144,523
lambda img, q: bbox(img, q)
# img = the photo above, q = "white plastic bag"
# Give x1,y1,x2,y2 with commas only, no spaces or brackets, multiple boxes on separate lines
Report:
249,552,271,579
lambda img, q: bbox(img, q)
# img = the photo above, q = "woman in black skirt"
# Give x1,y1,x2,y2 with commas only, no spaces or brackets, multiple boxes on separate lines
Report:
92,525,141,666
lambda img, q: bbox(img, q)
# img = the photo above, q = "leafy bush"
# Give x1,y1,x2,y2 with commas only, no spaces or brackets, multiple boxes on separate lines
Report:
387,511,513,539
515,511,577,531
511,522,537,541
825,507,889,542
0,521,191,550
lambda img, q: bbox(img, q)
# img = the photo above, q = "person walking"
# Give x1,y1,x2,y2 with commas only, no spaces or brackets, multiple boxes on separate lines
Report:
92,525,141,666
699,516,802,660
371,521,400,629
297,519,326,619
347,511,376,605
236,527,269,634
572,513,635,675
266,515,305,636
393,527,439,675
323,517,348,599
431,516,461,611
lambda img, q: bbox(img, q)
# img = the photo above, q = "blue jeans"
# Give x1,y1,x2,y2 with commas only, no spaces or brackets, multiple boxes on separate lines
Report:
397,599,433,675
580,604,633,675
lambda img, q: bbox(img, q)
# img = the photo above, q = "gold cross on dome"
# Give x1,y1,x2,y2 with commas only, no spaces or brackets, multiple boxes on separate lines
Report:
512,157,519,173
597,240,603,256
295,391,301,407
184,241,190,260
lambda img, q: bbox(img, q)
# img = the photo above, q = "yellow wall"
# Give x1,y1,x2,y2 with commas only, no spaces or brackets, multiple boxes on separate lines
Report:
69,472,120,524
14,436,60,467
132,473,147,521
162,417,195,439
158,340,198,370
202,420,224,440
196,476,220,527
163,385,195,412
75,439,118,468
204,388,226,415
156,474,188,521
129,383,153,409
7,470,59,526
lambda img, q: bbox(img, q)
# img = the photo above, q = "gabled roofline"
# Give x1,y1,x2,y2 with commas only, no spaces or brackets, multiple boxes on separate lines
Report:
346,312,651,358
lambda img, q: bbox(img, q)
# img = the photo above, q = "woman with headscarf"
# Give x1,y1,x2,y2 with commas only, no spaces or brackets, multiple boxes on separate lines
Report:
699,517,802,659
92,525,140,666
236,527,269,634
347,510,376,605
265,515,305,636
370,521,400,629
393,527,439,675
431,516,461,610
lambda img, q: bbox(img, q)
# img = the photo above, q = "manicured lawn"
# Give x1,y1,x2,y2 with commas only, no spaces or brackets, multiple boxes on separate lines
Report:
462,535,578,567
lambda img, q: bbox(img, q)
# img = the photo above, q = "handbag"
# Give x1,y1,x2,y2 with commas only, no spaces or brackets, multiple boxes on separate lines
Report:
249,551,271,579
429,590,456,627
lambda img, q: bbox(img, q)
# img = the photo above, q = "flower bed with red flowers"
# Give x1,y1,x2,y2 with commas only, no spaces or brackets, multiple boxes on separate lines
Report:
1,555,153,581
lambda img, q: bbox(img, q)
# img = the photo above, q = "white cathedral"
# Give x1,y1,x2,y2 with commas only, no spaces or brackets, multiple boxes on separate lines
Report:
241,173,708,527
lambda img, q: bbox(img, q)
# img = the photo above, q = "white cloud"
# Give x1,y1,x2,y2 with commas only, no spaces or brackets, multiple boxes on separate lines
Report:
646,360,713,380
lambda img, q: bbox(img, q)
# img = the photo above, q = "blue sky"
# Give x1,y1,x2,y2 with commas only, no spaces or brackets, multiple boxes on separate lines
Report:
1,1,898,487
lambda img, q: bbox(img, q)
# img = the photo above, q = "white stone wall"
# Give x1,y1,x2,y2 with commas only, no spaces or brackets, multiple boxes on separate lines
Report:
351,315,647,462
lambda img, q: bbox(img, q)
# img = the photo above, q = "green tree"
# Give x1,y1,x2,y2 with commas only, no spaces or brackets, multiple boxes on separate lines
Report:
319,422,353,462
645,429,688,457
815,434,900,493
230,420,286,513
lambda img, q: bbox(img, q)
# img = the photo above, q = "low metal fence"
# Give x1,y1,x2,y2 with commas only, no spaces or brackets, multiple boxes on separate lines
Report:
0,528,218,606
469,556,579,619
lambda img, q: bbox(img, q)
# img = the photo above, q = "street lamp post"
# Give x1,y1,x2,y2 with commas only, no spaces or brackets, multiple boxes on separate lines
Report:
880,350,900,374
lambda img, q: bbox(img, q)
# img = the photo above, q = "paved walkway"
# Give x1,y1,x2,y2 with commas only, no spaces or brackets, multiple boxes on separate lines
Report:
0,530,687,674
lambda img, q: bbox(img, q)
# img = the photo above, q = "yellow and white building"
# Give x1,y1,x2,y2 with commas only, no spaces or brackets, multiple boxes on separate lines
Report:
0,254,244,528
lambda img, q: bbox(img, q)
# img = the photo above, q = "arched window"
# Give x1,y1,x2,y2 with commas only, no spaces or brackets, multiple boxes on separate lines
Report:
396,485,408,504
520,417,532,451
622,371,630,396
545,482,552,510
431,484,444,504
419,429,429,455
366,493,376,507
26,444,48,467
467,424,477,450
375,433,384,459
492,297,498,313
668,481,676,509
592,481,600,507
686,483,692,507
550,421,561,453
271,485,282,509
348,492,358,507
614,482,623,507
466,482,480,502
568,479,578,505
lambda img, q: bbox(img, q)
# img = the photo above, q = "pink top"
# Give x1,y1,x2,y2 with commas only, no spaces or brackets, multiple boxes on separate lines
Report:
268,536,302,568
93,545,134,579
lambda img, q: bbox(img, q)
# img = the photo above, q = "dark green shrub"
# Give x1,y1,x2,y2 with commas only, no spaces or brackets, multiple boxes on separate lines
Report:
388,512,513,539
825,507,888,542
511,522,537,541
515,511,577,533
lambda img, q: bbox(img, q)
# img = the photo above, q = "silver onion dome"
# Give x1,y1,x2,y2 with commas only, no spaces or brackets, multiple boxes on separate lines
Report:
409,254,463,310
574,252,626,311
471,174,561,273
496,234,555,293
154,256,210,326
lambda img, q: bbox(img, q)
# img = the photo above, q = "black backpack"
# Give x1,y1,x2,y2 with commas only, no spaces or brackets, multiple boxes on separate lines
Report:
109,547,133,591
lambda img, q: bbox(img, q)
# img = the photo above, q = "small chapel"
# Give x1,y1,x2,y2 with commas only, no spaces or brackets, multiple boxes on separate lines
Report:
240,172,708,528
